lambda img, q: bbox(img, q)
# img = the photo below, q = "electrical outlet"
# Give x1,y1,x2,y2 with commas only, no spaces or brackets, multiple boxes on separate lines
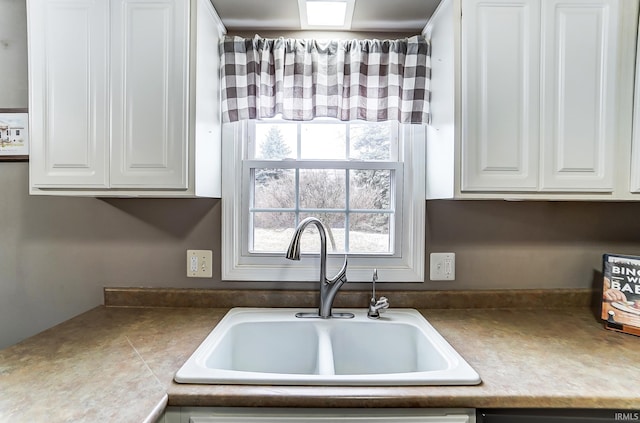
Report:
430,252,455,281
187,250,213,278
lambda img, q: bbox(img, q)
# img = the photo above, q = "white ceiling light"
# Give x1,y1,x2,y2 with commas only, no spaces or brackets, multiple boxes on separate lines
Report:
298,0,355,30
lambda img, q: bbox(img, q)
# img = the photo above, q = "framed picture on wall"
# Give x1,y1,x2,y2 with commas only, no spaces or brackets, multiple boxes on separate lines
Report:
0,108,29,162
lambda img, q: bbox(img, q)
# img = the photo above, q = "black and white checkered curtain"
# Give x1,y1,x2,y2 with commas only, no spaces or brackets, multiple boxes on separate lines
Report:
221,35,431,124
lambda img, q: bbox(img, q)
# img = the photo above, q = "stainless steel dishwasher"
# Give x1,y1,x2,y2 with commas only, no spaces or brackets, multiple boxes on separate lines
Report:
477,409,639,422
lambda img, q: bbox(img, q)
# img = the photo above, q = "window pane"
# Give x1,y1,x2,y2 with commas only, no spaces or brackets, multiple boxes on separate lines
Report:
349,123,392,160
299,169,346,209
245,120,401,258
254,124,297,159
252,212,296,253
300,213,345,253
349,213,391,253
349,169,391,210
254,168,295,209
301,124,346,159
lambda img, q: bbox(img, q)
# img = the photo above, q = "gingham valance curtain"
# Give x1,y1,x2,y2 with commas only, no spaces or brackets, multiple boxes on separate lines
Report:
220,35,431,124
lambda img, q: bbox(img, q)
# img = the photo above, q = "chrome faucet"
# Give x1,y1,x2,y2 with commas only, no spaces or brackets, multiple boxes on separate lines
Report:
367,268,389,319
285,217,352,319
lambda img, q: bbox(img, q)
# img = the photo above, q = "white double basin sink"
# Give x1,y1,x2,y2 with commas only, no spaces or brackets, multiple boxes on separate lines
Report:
174,308,481,386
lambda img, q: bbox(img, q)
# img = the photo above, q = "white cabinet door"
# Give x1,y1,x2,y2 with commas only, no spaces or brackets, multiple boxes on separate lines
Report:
29,0,109,188
461,0,540,191
460,0,622,195
110,0,189,189
540,0,618,191
164,407,475,423
28,0,215,196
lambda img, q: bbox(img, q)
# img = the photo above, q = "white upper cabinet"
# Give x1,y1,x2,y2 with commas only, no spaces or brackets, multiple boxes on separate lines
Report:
109,0,189,189
461,0,540,191
28,0,225,197
427,0,638,199
540,0,618,192
28,0,110,188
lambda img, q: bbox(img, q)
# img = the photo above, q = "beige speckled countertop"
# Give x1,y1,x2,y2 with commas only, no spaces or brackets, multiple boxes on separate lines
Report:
1,288,639,422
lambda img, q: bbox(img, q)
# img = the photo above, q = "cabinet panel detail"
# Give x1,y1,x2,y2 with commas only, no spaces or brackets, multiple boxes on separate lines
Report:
47,7,92,168
461,0,539,191
30,0,109,187
110,0,188,188
541,0,617,191
123,5,170,168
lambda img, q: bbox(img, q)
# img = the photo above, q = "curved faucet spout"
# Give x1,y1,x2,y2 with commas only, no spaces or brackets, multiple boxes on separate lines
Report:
285,217,350,318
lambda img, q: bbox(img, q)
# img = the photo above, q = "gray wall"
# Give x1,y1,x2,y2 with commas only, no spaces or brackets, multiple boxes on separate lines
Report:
2,0,640,349
0,162,221,349
0,0,28,108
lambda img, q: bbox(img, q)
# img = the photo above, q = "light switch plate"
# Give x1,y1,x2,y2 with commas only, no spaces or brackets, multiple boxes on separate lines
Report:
187,250,213,278
430,252,455,281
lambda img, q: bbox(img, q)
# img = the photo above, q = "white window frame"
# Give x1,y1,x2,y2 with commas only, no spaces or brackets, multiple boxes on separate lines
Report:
221,120,426,283
245,120,402,257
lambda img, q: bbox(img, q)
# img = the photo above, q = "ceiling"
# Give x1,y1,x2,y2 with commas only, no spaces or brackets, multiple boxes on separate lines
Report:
210,0,441,33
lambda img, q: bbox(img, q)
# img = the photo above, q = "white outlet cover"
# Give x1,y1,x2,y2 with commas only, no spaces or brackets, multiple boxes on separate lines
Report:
187,250,213,278
430,252,455,281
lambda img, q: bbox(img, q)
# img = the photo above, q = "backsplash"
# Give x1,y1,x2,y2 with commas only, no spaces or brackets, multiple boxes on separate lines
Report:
103,287,595,310
4,157,640,349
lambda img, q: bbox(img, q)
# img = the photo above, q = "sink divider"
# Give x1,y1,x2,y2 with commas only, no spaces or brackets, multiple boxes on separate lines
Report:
315,324,335,376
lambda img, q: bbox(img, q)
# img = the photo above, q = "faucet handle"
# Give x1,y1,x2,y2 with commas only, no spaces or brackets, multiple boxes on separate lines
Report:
375,296,389,311
328,255,348,285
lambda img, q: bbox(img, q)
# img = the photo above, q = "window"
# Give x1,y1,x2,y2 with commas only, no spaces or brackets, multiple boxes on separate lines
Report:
222,120,426,283
248,120,399,255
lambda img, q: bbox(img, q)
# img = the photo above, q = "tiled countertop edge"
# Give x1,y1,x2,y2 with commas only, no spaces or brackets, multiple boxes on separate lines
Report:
104,287,596,310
